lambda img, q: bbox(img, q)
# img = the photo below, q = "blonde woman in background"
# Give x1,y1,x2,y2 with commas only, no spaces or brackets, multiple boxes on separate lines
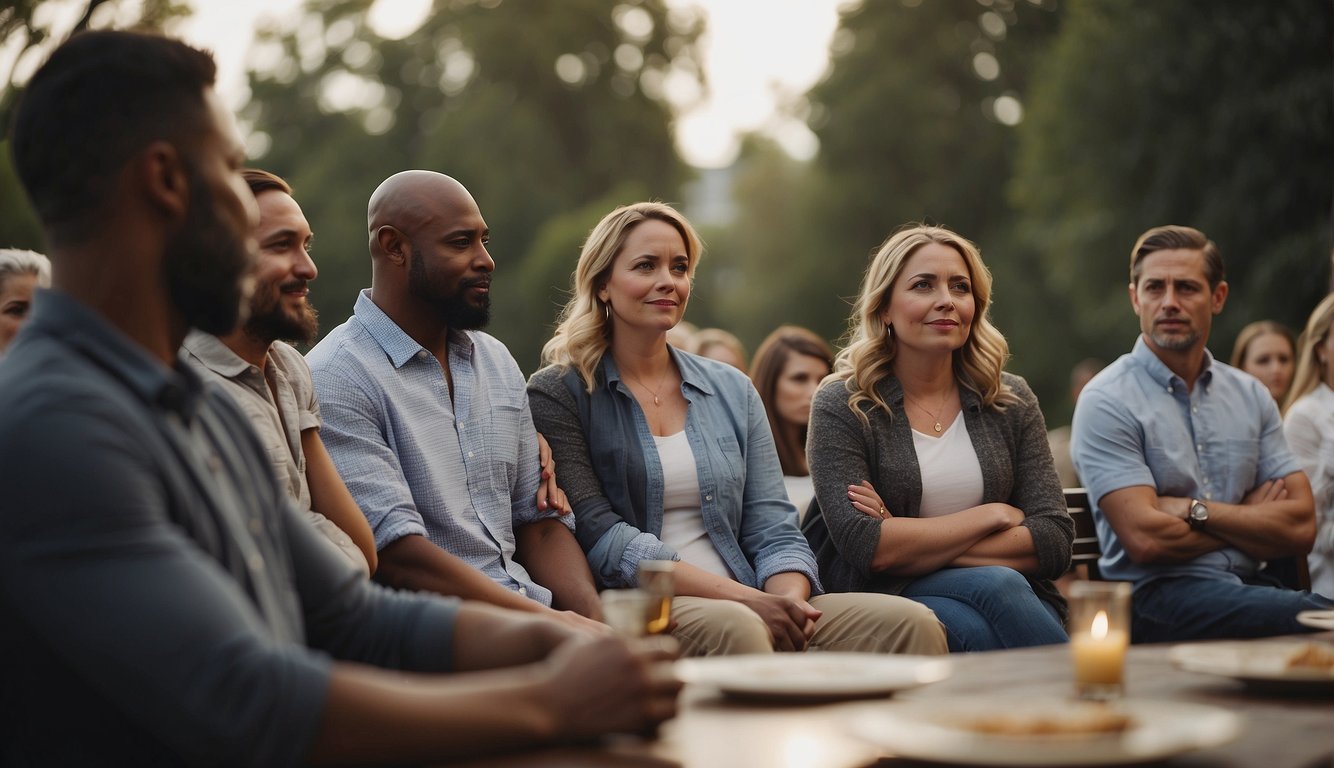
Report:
694,327,748,372
1232,320,1296,403
0,248,51,356
529,202,945,657
1282,295,1334,597
750,325,834,520
803,225,1073,652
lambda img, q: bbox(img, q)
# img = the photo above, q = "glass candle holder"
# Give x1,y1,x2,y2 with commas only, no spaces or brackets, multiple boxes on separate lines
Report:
1069,580,1131,700
637,559,676,636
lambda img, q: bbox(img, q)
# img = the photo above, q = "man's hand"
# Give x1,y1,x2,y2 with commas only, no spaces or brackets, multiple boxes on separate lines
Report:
548,608,611,636
541,635,682,739
1243,478,1288,506
535,432,570,515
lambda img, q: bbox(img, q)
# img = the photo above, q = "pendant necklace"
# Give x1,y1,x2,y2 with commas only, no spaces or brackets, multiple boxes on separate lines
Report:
623,367,671,406
905,390,951,433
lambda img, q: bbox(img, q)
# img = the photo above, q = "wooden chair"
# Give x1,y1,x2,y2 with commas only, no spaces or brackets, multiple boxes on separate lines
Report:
1064,487,1102,580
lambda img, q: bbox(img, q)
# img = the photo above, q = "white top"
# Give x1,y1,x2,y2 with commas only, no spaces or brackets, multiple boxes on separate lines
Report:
654,431,732,578
1283,382,1334,598
784,474,815,522
913,416,985,518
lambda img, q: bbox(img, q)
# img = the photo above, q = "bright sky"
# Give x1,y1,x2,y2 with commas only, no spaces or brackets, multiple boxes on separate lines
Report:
167,0,849,168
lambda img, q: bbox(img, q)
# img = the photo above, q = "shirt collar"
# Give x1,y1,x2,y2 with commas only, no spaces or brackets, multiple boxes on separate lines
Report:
599,345,716,397
353,288,474,369
27,288,205,420
1131,334,1214,393
182,329,253,378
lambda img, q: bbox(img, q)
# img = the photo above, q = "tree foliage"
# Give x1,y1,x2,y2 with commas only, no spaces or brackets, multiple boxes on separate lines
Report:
1010,0,1334,413
242,0,703,369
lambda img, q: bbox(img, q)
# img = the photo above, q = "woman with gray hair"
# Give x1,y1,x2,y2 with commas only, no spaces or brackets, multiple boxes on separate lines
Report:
0,248,51,355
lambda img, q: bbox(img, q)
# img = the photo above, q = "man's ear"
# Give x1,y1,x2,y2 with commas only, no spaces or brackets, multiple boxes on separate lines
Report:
376,225,409,266
1127,281,1140,316
136,140,189,222
1211,280,1229,315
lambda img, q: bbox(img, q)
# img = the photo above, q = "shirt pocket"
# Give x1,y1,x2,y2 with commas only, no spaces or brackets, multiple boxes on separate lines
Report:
1222,437,1260,491
488,400,524,485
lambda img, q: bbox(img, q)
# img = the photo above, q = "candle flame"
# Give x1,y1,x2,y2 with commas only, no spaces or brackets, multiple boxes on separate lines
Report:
1091,610,1109,640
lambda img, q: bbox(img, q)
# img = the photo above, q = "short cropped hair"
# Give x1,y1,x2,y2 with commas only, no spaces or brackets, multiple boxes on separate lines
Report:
11,30,217,247
242,168,292,198
0,249,51,288
1129,225,1224,288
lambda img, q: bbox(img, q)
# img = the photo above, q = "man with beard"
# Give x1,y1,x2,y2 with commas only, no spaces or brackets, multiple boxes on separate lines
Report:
183,169,376,574
0,31,678,765
308,170,604,629
1071,225,1332,642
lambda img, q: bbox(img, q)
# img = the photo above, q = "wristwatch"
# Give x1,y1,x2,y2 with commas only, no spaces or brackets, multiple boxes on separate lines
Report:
1187,498,1209,530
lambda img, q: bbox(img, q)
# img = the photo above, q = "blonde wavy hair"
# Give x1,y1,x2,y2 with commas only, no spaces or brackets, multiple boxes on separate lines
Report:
1282,293,1334,416
832,224,1015,424
542,202,704,391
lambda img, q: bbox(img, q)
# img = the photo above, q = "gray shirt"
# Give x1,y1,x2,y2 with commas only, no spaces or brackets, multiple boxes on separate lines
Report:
804,372,1073,618
0,290,459,766
183,331,369,575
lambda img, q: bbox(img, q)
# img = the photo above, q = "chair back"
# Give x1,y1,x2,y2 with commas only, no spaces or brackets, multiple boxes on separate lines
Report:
1065,487,1102,580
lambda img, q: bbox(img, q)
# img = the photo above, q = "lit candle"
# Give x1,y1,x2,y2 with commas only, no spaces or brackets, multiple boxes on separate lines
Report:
1072,610,1129,686
1069,581,1132,700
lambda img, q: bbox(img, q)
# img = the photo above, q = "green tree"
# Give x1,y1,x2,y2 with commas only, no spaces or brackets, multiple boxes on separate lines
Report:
1011,0,1334,415
242,0,703,369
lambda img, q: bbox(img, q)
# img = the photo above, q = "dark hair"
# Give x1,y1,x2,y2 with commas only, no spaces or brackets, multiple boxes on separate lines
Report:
749,325,834,476
242,168,291,197
11,30,217,246
1129,225,1224,288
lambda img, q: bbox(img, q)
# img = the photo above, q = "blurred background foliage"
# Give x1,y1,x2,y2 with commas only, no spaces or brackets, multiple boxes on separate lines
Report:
2,0,1331,428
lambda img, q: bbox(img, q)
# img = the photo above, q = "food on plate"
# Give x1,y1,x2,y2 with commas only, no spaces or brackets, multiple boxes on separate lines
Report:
954,704,1133,737
1283,642,1334,671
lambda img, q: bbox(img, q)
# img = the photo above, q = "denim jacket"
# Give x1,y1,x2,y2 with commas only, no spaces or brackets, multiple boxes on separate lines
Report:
528,348,822,592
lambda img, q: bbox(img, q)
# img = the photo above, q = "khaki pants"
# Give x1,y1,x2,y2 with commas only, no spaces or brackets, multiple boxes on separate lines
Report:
670,592,946,657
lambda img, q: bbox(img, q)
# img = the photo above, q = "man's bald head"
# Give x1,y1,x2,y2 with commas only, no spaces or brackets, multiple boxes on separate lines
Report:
367,170,474,256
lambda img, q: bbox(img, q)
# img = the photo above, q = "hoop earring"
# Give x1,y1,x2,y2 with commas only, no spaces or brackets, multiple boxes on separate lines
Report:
885,323,893,339
603,302,611,321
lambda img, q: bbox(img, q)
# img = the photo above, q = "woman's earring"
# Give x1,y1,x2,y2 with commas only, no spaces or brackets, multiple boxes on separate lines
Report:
885,323,893,339
603,302,611,321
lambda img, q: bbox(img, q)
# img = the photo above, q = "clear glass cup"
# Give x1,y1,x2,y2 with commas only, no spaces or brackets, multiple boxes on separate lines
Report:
637,559,675,636
1069,580,1132,700
600,588,652,637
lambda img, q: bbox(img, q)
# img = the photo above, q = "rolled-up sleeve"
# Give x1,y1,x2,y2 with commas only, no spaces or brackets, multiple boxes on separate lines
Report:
808,381,885,577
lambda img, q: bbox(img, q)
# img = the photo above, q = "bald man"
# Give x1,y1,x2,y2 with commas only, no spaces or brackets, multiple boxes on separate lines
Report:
308,171,604,629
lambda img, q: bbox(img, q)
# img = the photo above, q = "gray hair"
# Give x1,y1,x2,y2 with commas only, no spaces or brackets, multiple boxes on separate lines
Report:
0,249,52,288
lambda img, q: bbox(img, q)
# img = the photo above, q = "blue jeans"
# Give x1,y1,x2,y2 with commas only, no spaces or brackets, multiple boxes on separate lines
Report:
899,566,1068,652
1132,576,1334,644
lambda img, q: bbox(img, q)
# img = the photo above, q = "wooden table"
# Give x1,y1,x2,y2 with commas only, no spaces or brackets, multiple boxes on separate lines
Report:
459,632,1334,768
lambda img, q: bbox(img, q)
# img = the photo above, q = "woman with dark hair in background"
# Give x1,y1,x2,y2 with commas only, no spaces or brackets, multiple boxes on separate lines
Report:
750,326,834,520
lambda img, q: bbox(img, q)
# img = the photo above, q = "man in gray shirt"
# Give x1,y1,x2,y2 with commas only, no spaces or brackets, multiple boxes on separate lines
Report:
184,168,376,575
0,29,678,766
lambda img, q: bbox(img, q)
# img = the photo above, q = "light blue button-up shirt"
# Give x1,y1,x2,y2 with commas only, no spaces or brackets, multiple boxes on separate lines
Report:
1071,336,1300,586
308,290,571,606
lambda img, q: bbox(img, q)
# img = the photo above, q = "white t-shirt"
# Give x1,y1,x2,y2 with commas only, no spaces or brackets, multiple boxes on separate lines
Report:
784,474,815,522
654,431,732,578
913,416,985,518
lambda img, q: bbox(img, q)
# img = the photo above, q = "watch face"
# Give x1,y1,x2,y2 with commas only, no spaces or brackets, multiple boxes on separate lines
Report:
1190,502,1208,523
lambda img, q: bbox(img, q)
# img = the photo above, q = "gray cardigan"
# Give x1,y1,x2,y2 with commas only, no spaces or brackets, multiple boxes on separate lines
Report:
803,371,1073,618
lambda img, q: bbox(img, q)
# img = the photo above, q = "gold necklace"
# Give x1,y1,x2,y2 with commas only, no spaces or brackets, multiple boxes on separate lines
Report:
905,390,952,433
622,366,671,406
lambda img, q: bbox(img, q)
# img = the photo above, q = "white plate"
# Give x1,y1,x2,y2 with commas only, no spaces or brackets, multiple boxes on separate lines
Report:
1170,640,1334,692
1298,609,1334,631
849,698,1240,766
675,653,951,701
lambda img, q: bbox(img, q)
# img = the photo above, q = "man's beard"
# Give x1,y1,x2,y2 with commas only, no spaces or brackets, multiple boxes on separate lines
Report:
1150,326,1199,352
244,278,319,346
408,245,490,330
164,163,252,336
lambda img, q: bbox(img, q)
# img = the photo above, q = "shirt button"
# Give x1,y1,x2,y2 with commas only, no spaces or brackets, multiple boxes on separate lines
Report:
1196,444,1203,451
705,494,713,501
458,421,465,430
467,451,474,458
248,554,265,572
518,586,528,596
417,350,429,359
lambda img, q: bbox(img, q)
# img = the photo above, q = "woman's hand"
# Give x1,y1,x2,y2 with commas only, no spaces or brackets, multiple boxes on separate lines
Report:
736,590,821,652
848,480,890,520
535,432,570,514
